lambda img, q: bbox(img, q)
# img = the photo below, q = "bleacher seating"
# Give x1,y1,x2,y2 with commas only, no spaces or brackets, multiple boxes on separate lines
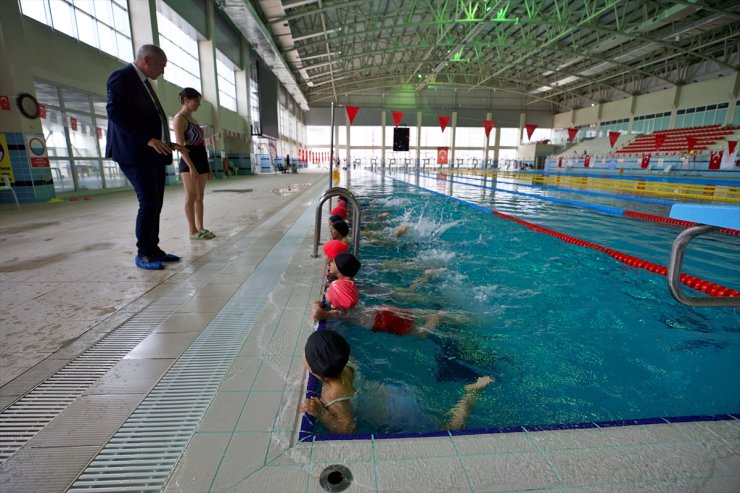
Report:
615,125,738,155
555,134,635,158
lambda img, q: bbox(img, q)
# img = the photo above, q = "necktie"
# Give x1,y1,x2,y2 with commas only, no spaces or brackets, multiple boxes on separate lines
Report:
143,79,171,144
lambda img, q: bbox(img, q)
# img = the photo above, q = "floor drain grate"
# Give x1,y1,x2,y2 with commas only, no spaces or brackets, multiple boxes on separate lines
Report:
319,465,353,492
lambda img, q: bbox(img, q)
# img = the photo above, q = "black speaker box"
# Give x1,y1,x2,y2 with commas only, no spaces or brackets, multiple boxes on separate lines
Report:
393,128,410,151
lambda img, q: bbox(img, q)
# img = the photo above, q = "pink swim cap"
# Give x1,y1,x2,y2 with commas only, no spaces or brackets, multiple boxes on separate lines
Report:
326,278,359,310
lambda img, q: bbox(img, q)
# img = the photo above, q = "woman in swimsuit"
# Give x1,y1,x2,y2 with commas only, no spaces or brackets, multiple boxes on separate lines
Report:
173,88,214,240
299,330,494,435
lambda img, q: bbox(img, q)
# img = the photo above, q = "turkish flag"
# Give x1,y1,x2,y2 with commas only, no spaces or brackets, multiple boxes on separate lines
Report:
608,131,620,148
438,116,451,132
392,111,404,128
655,134,666,150
641,153,651,169
483,120,495,138
70,117,78,131
346,106,359,125
709,150,722,170
0,96,9,111
39,104,47,119
525,124,538,140
584,155,591,168
96,127,102,139
567,128,578,142
437,147,449,165
687,136,697,152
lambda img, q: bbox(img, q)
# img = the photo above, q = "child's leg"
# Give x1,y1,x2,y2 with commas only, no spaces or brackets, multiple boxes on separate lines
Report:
443,376,494,430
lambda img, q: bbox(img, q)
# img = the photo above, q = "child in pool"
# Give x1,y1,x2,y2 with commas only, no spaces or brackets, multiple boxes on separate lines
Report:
314,252,362,319
329,219,350,245
299,330,494,434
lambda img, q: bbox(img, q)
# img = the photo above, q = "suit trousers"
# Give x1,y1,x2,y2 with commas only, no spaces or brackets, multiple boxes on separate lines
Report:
119,162,166,258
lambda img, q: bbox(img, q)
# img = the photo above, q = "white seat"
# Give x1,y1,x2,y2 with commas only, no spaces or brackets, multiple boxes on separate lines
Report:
1,175,19,209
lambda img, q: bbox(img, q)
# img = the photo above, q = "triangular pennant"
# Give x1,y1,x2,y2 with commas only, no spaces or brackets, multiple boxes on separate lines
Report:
525,123,537,140
728,141,737,154
608,131,620,148
391,111,404,128
346,106,360,125
567,127,578,142
483,120,495,138
438,115,451,132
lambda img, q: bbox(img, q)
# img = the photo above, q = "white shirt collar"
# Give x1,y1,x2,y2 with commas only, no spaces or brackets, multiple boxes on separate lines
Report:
132,63,148,83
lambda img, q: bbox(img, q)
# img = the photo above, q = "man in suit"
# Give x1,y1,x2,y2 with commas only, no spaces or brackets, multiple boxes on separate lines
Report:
106,44,185,270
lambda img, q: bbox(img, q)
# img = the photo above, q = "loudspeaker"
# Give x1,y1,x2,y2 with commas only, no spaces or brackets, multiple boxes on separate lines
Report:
393,128,410,151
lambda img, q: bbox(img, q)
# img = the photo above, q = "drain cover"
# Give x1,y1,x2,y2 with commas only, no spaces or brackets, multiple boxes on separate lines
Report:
319,464,353,492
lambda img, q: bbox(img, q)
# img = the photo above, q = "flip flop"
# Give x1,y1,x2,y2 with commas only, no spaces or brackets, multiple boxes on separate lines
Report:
200,229,216,239
190,231,209,240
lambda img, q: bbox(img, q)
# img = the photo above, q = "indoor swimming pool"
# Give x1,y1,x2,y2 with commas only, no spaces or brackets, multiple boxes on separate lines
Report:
305,169,739,439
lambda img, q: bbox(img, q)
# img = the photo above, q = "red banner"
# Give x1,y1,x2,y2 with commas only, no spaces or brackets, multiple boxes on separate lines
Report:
437,147,449,165
0,96,9,111
96,127,102,139
483,120,495,138
391,111,404,128
567,128,578,142
655,134,666,150
709,150,723,170
584,154,591,168
728,141,737,154
346,106,359,125
39,104,46,119
557,157,563,168
687,136,697,152
640,153,651,169
525,124,537,140
608,131,620,148
438,115,451,132
70,117,77,131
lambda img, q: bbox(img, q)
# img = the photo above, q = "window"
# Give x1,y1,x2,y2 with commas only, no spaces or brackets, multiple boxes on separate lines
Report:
20,0,132,62
216,50,237,111
156,2,201,92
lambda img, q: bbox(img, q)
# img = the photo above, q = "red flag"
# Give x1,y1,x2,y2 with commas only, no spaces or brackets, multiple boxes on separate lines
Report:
557,157,563,168
709,150,722,170
70,117,77,131
0,96,9,111
39,104,47,119
584,155,591,168
608,131,620,148
483,120,495,138
567,128,578,142
437,147,449,165
96,127,102,139
346,106,359,125
438,115,451,132
728,141,737,154
686,136,697,153
641,153,651,169
392,111,404,128
525,124,538,140
655,134,666,150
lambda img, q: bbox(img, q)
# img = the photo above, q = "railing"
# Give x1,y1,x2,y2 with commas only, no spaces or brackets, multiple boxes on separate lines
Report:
313,187,361,258
667,204,740,307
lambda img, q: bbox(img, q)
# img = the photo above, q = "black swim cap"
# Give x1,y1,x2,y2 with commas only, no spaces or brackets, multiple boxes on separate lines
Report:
331,219,349,237
305,330,350,378
333,252,361,278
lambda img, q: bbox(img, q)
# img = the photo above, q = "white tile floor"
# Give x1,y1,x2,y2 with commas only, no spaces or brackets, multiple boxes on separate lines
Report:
1,170,738,492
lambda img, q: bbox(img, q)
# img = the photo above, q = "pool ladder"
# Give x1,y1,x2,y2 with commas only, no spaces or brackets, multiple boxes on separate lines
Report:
313,187,360,257
667,204,740,307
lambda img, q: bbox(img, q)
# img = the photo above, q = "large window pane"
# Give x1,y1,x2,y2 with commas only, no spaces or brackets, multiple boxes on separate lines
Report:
75,10,97,48
157,4,201,91
20,0,49,23
49,0,77,37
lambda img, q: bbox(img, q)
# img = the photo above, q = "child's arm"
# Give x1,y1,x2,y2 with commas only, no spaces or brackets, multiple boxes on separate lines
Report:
300,397,356,434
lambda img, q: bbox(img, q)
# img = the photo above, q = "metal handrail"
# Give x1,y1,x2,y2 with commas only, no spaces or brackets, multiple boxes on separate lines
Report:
313,187,360,258
667,224,739,307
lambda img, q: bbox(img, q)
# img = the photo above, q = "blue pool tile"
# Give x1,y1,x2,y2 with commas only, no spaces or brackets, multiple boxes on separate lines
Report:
524,421,598,432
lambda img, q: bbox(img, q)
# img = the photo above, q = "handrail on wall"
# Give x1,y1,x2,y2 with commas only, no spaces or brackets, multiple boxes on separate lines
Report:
313,187,361,258
667,204,740,307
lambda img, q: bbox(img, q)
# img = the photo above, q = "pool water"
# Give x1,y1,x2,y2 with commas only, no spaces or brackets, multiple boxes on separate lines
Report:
311,170,739,437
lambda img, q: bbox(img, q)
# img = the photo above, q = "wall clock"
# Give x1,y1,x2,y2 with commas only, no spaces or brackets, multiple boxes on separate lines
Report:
16,93,40,119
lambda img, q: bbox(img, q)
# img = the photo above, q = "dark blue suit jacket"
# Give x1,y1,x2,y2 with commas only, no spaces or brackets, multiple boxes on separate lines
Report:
106,64,172,166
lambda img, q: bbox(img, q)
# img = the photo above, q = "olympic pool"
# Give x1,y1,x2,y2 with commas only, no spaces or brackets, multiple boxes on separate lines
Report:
304,169,739,439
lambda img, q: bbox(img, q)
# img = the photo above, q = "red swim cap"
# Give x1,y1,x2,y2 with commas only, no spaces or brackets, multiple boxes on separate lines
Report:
326,278,359,310
330,205,347,219
322,239,348,260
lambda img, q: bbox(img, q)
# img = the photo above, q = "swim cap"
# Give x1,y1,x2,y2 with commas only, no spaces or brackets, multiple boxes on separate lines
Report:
331,205,347,219
331,220,349,237
305,330,350,378
323,239,348,260
326,277,359,310
329,214,344,224
333,252,361,278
